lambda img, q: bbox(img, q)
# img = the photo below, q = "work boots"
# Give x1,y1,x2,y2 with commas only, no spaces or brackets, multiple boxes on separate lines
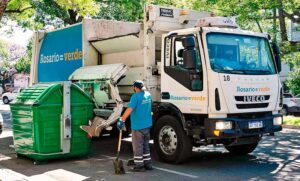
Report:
127,159,153,171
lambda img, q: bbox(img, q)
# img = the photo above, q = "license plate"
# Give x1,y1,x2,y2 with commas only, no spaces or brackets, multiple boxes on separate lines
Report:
248,121,263,129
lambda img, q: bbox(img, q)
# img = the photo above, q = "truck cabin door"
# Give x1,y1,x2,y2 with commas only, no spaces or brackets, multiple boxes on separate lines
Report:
161,33,208,114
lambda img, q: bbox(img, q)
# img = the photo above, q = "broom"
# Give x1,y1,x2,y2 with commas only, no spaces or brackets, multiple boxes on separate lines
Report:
113,128,125,174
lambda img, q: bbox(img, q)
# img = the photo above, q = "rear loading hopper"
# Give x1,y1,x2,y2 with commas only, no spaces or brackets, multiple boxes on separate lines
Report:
69,63,128,137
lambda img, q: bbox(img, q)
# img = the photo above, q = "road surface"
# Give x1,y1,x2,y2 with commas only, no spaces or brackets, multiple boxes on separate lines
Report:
0,102,299,181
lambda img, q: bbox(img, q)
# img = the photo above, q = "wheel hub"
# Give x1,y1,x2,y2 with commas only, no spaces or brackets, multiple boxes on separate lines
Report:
162,134,171,146
159,125,177,155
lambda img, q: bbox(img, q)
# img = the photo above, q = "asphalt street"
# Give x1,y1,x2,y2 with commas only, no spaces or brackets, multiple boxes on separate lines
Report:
0,102,299,181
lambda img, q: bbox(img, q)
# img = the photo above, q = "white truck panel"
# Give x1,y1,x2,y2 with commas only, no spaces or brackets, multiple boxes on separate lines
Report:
91,35,142,54
82,38,98,66
102,50,144,67
83,19,141,42
146,5,211,32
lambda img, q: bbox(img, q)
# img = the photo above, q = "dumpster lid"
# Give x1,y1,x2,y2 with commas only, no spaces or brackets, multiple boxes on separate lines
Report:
11,84,61,105
11,83,93,105
69,63,128,84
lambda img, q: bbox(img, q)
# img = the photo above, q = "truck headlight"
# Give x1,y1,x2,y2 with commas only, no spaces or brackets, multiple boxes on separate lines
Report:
273,117,282,125
215,121,232,130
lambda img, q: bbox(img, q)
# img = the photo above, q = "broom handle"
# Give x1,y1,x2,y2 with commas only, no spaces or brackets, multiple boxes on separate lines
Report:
117,130,122,158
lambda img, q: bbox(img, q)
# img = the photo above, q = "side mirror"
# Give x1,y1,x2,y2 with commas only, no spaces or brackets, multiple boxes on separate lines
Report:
271,42,282,73
182,36,196,47
182,36,197,69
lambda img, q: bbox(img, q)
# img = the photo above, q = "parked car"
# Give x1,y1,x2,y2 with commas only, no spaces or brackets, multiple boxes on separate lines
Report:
2,88,22,104
282,93,300,115
0,113,3,135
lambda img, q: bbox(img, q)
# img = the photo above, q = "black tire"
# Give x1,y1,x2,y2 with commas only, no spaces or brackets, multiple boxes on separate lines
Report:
2,96,9,104
225,142,258,155
281,106,288,116
154,115,193,164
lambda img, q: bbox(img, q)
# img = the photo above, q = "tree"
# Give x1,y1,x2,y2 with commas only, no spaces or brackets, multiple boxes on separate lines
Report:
1,0,100,29
0,0,34,24
31,0,100,26
9,43,26,62
0,0,9,22
95,0,144,22
0,39,10,63
14,40,32,74
286,69,300,95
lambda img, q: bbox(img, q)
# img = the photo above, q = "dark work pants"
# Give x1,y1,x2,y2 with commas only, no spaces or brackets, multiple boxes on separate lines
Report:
132,127,152,167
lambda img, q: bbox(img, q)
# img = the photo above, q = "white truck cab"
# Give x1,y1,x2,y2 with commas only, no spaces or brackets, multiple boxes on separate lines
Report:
156,16,282,162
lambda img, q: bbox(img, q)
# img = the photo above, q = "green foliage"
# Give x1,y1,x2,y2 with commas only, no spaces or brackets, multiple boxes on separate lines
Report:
96,0,144,22
148,0,197,9
56,0,100,17
285,69,300,95
5,0,36,29
3,0,100,29
283,116,300,126
280,42,300,94
0,39,10,62
2,60,11,69
14,40,32,74
15,56,30,73
279,42,300,68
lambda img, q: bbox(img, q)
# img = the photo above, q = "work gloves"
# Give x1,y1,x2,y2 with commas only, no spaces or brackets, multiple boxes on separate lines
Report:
117,118,125,130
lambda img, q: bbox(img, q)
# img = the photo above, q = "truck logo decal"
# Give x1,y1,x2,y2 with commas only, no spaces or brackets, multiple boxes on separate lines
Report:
243,95,265,102
237,86,270,92
40,48,83,64
170,95,206,101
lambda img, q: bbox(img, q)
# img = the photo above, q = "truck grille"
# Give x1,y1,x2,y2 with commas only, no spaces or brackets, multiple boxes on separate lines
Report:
235,95,270,109
236,103,269,109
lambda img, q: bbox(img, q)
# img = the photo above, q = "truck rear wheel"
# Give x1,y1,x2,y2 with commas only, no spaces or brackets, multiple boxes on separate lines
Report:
154,115,192,164
225,142,258,155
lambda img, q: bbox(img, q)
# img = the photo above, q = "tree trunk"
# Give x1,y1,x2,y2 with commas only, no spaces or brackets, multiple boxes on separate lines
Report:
277,0,288,41
64,9,82,24
0,0,8,22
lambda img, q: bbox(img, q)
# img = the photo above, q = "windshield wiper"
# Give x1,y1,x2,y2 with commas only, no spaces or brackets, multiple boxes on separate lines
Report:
243,70,272,74
215,69,272,75
216,69,246,74
227,70,246,74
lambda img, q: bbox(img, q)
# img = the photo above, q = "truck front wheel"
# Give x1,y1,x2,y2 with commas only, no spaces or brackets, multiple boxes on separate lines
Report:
154,115,192,164
225,142,258,155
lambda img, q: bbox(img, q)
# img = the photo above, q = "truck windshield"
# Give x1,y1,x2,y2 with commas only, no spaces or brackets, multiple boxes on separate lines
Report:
206,33,276,75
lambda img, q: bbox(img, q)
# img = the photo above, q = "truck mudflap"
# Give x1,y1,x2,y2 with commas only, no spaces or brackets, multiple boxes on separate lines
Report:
204,114,282,139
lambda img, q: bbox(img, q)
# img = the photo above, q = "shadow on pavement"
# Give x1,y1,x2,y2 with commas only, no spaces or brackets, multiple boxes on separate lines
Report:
0,125,299,180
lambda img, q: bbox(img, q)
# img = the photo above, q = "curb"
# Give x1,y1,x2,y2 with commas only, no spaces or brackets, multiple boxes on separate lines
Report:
283,125,300,129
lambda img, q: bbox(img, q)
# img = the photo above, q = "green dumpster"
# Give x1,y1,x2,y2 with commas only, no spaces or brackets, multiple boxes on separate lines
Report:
10,83,94,163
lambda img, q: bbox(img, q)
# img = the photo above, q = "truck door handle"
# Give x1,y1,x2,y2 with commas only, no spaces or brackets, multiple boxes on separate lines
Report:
162,92,170,100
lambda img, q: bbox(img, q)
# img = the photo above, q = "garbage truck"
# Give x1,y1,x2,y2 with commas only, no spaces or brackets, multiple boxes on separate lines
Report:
29,5,283,163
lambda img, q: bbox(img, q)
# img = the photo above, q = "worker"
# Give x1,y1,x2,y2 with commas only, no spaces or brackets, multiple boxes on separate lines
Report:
117,80,153,172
